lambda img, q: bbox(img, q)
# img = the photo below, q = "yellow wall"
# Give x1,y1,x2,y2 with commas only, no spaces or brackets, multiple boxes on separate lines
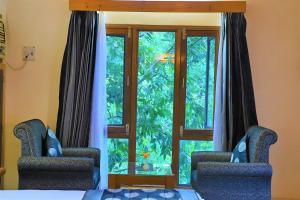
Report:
246,0,300,199
1,0,300,199
3,0,70,189
105,11,220,25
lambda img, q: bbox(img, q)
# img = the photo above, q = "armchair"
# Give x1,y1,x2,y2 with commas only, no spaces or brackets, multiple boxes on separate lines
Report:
14,119,100,190
191,126,278,200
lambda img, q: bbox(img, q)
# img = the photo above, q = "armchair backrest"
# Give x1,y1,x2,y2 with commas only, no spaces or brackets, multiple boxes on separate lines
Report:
14,119,47,157
247,125,278,163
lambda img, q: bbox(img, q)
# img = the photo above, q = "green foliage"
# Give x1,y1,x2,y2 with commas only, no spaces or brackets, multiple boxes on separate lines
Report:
108,138,128,174
179,140,213,184
106,33,216,184
185,37,215,129
106,36,125,125
136,31,175,165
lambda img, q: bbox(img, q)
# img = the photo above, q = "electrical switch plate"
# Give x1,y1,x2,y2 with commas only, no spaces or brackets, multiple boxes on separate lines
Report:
23,46,36,61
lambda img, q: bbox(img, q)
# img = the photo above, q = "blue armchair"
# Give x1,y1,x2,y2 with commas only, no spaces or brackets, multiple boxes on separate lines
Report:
14,119,100,190
191,126,278,200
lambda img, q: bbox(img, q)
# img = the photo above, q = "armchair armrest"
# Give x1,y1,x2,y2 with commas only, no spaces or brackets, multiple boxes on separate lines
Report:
18,156,94,172
62,148,100,167
197,162,272,177
191,151,232,171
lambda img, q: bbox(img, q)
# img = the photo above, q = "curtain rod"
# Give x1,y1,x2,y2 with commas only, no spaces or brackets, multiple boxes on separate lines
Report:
69,0,246,13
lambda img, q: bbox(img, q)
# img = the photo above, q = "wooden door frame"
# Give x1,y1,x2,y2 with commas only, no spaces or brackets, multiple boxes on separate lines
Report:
107,24,220,187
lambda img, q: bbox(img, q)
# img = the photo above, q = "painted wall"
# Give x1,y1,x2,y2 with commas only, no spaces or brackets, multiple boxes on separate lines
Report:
246,0,300,199
1,0,300,199
3,0,70,189
105,11,220,26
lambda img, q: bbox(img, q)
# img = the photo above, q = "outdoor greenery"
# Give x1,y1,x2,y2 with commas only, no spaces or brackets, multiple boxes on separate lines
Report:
106,32,215,184
179,140,213,184
108,138,128,174
185,37,216,129
106,36,125,125
136,31,175,165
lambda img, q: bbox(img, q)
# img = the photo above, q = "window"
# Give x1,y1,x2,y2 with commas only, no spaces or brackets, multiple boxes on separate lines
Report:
106,35,125,125
106,26,218,186
184,35,216,129
106,29,132,173
178,31,217,184
106,28,131,136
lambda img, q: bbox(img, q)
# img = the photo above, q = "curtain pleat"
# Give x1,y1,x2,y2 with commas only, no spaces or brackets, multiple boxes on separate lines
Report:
213,13,258,151
89,13,108,189
56,11,98,148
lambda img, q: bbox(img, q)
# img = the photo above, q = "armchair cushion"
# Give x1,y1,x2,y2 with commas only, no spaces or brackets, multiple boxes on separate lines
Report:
197,162,272,177
191,151,231,171
46,128,63,157
194,162,272,200
18,157,98,190
62,148,100,167
18,157,94,172
230,135,249,163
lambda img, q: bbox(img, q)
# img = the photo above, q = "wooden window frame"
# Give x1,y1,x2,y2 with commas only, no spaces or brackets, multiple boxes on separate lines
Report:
178,29,219,141
106,25,219,187
107,28,132,138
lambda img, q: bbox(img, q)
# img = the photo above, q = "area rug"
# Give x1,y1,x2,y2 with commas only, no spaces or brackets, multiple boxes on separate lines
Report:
101,189,183,200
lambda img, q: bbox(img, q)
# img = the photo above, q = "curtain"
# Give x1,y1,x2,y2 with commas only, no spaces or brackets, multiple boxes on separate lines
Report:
89,13,108,189
56,11,98,147
213,13,258,152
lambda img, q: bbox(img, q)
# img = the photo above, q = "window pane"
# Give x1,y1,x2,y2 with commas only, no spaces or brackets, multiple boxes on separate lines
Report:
185,36,216,129
179,140,213,184
136,31,175,166
108,138,128,174
106,35,125,125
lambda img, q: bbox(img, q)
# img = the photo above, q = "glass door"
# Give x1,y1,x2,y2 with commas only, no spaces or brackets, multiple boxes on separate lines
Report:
135,31,176,167
106,26,218,186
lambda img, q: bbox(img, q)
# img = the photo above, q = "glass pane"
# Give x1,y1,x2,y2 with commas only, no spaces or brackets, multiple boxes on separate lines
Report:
185,36,216,129
106,35,125,125
179,140,213,185
136,31,175,167
108,138,129,174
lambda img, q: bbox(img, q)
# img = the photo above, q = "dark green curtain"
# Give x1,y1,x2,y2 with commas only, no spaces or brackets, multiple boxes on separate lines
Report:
56,11,98,147
213,13,258,151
